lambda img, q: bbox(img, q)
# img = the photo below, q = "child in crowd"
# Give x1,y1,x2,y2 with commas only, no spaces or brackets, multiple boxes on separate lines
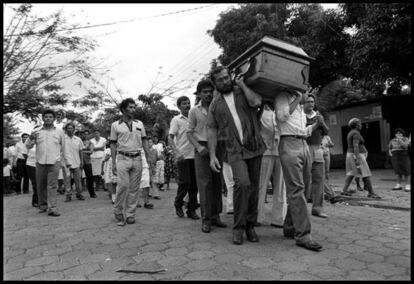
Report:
137,149,154,209
3,159,15,195
103,143,117,204
147,137,161,200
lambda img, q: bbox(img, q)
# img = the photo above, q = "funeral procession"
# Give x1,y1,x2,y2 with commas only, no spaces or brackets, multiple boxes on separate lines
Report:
3,3,411,281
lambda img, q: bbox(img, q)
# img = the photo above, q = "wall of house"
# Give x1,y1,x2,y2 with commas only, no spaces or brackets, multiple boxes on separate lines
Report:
326,102,390,155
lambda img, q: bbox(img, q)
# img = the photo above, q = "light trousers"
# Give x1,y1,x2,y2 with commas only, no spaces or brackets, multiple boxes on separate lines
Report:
257,155,287,226
37,162,60,213
114,155,142,219
222,162,234,213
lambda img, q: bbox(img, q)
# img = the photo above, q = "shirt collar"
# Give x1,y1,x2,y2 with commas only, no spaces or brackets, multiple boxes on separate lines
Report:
41,125,56,130
118,117,136,125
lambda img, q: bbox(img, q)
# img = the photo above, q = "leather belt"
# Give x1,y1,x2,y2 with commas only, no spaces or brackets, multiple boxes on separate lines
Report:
280,135,307,140
118,151,141,158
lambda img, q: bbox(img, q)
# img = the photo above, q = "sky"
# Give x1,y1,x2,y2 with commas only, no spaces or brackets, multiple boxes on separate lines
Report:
4,3,338,135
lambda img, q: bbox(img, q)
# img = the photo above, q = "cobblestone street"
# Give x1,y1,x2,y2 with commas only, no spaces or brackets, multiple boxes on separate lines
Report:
3,169,411,280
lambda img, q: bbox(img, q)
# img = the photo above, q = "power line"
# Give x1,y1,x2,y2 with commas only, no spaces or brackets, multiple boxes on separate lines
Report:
4,4,218,37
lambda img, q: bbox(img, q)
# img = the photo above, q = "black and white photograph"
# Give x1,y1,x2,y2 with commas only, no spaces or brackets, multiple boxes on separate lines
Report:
3,3,411,280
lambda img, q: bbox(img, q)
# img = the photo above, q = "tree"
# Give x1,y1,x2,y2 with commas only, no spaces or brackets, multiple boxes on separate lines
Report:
340,3,411,95
207,3,290,66
3,4,109,120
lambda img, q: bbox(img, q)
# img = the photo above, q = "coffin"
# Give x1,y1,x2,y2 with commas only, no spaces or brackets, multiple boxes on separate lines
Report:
228,36,314,100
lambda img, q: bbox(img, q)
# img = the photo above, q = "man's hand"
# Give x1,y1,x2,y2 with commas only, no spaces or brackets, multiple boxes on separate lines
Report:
234,74,245,87
112,161,117,176
210,156,221,173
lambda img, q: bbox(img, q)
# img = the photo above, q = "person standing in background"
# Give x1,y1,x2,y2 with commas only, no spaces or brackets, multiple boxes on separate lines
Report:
90,129,107,191
389,128,411,192
15,133,30,194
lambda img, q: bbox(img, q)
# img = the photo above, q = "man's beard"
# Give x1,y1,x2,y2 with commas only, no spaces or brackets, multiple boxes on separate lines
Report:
216,83,233,94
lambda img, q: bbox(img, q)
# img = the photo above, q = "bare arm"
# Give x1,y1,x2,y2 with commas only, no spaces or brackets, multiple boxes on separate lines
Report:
110,142,117,175
168,134,183,162
235,76,262,107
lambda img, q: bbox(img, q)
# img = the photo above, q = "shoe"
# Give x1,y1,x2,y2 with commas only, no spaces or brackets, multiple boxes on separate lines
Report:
201,223,211,233
296,240,322,252
312,212,328,218
48,211,60,217
271,224,284,228
90,194,97,198
367,193,381,199
58,189,65,195
112,201,115,205
245,227,259,242
76,194,85,200
330,195,344,204
114,213,124,222
187,211,200,220
392,187,403,191
255,222,262,226
32,203,39,207
144,203,154,209
126,217,135,224
64,196,72,202
348,189,357,194
283,229,295,239
153,196,161,200
211,219,227,228
340,191,353,196
136,203,142,208
233,230,243,245
39,208,47,213
404,185,411,192
175,206,184,218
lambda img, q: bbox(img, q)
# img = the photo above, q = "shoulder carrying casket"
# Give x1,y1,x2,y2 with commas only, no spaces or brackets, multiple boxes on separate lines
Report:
228,36,314,100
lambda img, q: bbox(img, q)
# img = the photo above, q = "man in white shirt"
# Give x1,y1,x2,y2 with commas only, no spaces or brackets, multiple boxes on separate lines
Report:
63,122,85,202
15,133,30,194
169,96,200,220
275,90,323,251
90,130,107,191
26,109,67,217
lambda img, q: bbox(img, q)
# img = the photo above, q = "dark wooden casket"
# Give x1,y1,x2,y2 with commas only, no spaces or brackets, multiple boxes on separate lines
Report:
228,36,314,101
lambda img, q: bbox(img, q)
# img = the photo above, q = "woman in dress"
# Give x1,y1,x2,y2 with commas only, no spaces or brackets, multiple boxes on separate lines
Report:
341,118,381,199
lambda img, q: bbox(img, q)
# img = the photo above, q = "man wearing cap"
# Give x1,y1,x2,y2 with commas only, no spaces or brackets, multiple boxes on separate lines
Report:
187,79,226,233
109,98,149,226
207,66,265,245
274,90,324,251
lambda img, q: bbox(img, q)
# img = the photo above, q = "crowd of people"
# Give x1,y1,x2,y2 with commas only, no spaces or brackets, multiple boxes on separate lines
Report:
3,66,411,252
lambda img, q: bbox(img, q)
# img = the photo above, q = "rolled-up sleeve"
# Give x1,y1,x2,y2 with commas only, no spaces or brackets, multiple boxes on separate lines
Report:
275,92,290,122
187,108,196,133
169,117,178,136
109,123,117,143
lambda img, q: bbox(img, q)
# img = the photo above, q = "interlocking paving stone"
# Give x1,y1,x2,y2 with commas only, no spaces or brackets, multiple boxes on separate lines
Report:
3,170,411,280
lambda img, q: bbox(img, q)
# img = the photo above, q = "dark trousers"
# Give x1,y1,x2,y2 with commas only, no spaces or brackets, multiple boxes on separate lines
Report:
3,176,12,194
174,159,198,212
16,158,29,193
83,163,95,196
229,155,262,231
194,144,222,224
27,165,38,205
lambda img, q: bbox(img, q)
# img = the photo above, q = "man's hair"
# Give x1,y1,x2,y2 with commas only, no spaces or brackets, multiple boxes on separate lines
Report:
395,128,406,136
42,109,56,118
65,122,75,130
196,79,214,94
177,96,190,107
119,98,136,113
306,94,316,101
21,133,29,138
209,65,230,83
83,129,90,134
